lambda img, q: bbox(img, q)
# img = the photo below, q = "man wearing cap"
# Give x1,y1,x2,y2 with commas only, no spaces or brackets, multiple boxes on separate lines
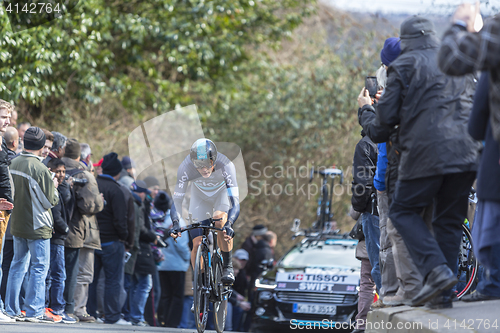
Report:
93,158,103,176
88,152,130,325
233,249,249,298
6,127,59,322
357,16,480,309
60,139,104,322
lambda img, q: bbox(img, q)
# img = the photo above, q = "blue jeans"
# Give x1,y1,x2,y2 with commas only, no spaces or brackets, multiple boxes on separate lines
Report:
468,201,500,296
130,273,153,323
122,273,132,321
178,295,195,329
6,236,50,318
232,302,245,331
88,241,125,324
361,212,381,291
48,244,66,314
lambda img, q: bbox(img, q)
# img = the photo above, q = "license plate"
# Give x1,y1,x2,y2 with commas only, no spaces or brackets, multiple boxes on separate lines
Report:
292,303,337,315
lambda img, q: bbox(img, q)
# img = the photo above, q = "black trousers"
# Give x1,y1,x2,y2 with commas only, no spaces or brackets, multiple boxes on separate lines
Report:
63,247,80,314
389,172,475,282
1,239,14,302
158,271,185,328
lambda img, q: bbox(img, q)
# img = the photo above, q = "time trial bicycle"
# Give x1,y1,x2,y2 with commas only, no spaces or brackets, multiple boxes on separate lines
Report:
177,213,231,333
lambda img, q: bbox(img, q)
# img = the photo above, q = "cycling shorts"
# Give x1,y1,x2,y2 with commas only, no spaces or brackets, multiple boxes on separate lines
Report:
189,186,230,239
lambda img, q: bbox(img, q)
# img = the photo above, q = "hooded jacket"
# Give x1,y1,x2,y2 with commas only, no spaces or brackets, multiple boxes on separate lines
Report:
361,16,480,181
10,152,59,240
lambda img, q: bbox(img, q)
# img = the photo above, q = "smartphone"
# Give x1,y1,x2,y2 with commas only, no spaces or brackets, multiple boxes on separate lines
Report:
365,76,378,98
124,251,132,263
51,172,56,179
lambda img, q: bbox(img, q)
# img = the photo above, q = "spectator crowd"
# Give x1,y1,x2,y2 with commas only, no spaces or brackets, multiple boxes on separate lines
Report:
0,107,276,329
349,4,500,333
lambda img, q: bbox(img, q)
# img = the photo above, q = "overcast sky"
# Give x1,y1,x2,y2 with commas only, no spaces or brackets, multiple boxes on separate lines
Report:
324,0,500,15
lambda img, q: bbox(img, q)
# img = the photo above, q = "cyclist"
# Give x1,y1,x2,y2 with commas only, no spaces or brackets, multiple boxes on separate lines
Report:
169,139,240,286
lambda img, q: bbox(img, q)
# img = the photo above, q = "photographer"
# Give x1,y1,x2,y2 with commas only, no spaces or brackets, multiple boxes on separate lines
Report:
357,38,424,307
61,139,104,321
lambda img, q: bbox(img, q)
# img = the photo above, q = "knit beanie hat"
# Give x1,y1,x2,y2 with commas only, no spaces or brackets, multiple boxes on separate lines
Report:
102,152,123,177
380,37,401,66
144,176,160,188
154,191,172,212
23,127,46,150
121,156,135,170
65,138,81,159
252,224,268,236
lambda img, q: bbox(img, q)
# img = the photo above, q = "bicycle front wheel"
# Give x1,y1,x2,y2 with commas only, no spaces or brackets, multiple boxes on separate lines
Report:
456,223,479,299
213,256,228,333
194,244,209,333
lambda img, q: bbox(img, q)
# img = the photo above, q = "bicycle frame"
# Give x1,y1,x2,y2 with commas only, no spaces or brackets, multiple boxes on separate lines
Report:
179,214,230,333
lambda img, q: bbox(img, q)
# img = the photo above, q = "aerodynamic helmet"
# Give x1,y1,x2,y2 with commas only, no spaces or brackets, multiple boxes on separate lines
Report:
190,138,218,169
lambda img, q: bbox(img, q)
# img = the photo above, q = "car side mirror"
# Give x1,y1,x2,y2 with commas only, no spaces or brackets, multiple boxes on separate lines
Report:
260,259,274,271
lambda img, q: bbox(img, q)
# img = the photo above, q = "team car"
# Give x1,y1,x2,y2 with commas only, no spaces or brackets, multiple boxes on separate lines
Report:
252,233,360,332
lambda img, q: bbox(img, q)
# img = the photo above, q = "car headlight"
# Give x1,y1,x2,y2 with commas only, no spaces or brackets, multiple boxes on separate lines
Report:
255,278,277,290
255,307,266,316
259,291,274,302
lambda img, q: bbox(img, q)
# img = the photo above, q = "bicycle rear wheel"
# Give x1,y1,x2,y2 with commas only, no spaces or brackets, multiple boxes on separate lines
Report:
456,223,479,299
212,256,228,333
194,244,209,333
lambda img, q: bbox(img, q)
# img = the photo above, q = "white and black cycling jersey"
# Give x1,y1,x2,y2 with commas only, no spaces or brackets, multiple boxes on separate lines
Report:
170,153,240,224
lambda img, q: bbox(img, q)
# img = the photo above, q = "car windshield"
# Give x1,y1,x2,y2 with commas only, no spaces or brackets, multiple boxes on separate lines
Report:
279,241,360,269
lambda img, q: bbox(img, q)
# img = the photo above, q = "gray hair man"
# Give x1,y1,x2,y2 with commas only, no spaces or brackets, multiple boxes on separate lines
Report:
80,143,92,170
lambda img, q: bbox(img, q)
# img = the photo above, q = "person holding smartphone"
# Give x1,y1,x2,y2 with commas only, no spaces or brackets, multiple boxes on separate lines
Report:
358,16,480,310
356,37,427,314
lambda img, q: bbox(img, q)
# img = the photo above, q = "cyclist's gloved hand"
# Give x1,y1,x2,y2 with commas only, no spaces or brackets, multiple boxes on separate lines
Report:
169,220,182,238
223,221,235,239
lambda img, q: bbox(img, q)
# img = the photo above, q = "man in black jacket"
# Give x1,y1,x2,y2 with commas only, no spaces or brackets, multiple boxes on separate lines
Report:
87,152,130,325
46,159,76,323
357,16,480,308
0,100,14,323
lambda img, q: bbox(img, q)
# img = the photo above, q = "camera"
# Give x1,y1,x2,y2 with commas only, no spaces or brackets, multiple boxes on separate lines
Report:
65,174,88,186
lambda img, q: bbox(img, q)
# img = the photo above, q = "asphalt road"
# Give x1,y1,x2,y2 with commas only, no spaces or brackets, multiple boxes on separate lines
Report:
0,322,224,333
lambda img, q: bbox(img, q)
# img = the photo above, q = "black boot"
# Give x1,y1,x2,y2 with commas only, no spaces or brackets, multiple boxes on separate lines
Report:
221,251,235,285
